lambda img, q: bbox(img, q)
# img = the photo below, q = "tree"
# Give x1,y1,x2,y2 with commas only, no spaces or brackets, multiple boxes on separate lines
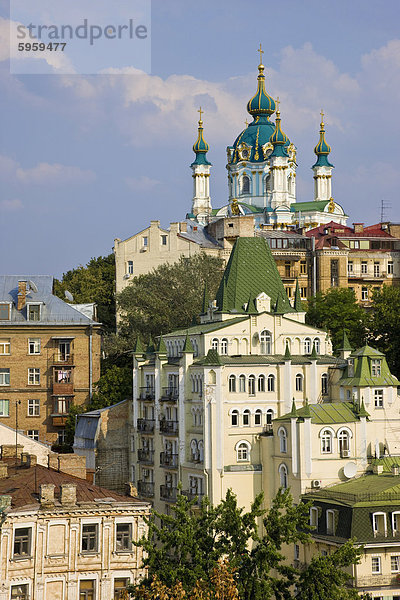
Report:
306,289,368,352
89,365,132,410
54,254,116,332
370,286,400,377
116,253,224,346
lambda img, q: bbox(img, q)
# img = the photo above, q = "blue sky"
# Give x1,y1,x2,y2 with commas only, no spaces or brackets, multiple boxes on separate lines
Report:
1,0,399,276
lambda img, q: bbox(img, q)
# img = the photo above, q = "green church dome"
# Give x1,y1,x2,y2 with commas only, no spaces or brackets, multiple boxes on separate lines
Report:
312,110,334,168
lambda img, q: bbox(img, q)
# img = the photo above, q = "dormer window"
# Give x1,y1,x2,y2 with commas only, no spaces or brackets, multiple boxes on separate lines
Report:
27,303,41,321
371,359,381,377
347,358,354,377
0,304,10,320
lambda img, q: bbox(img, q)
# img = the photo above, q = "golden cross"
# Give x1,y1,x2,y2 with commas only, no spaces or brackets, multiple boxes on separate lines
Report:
276,96,280,112
258,43,264,65
320,109,324,122
198,107,203,122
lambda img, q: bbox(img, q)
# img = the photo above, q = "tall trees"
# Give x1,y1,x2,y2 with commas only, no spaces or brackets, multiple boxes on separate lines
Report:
370,286,400,377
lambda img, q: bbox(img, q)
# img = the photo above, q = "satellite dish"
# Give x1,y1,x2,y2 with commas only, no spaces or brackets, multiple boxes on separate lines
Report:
65,290,74,302
343,462,357,479
28,280,38,293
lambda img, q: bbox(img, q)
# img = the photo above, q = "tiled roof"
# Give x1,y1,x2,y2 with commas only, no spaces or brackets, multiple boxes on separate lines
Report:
276,401,362,424
306,221,394,239
167,316,249,337
339,345,399,387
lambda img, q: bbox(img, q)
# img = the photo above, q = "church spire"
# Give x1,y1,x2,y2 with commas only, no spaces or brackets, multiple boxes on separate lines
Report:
313,110,334,168
190,108,212,224
191,107,211,166
312,110,334,202
246,44,276,119
270,98,288,157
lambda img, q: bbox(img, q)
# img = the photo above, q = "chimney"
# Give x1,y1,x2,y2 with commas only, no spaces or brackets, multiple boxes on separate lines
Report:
48,453,86,480
0,462,8,479
60,483,77,506
17,280,28,310
2,444,23,460
179,221,187,233
392,464,399,476
20,453,37,468
125,482,138,497
353,223,364,234
39,483,55,506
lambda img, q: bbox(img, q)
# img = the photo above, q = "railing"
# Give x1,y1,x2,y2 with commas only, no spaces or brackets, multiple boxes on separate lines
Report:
160,387,179,402
160,452,178,468
139,387,155,401
137,419,155,433
181,490,204,505
261,424,273,436
160,485,178,502
51,353,74,365
137,480,155,497
137,449,154,464
160,420,179,435
282,269,299,279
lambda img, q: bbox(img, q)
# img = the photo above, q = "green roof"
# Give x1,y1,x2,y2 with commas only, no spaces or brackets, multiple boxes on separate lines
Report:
215,237,296,315
202,348,222,366
340,344,399,387
167,316,248,337
276,401,365,424
194,354,338,367
182,333,194,353
291,200,330,212
338,330,352,352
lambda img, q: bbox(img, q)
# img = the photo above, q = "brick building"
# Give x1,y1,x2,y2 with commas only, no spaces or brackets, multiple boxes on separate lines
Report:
0,276,101,446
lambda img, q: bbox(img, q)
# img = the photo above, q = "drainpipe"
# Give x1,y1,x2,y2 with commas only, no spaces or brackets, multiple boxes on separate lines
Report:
89,325,93,400
312,236,317,296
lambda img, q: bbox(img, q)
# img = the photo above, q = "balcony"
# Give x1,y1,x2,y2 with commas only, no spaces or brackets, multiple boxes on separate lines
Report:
51,415,68,427
137,480,155,498
139,387,155,401
181,490,204,505
160,485,178,502
281,269,299,280
50,353,74,366
160,452,178,468
137,449,154,464
160,420,179,435
53,368,74,395
160,387,179,402
137,418,155,433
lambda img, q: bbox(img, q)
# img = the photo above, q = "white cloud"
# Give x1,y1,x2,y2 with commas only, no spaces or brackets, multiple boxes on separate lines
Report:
16,162,96,185
0,198,23,211
125,175,161,192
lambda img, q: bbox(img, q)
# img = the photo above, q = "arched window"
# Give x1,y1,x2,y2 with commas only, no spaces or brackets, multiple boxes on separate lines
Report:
304,338,312,354
255,409,262,426
265,174,271,194
198,440,204,462
321,373,328,395
260,330,272,354
314,338,320,354
191,376,195,393
248,375,256,396
279,464,288,489
228,375,236,393
190,439,199,462
220,338,228,355
236,441,250,462
231,409,239,427
278,427,287,453
192,339,198,357
239,374,246,393
295,374,303,392
243,409,251,426
320,429,333,454
266,409,274,424
211,338,219,352
242,175,250,194
267,374,275,392
258,374,265,392
338,429,350,457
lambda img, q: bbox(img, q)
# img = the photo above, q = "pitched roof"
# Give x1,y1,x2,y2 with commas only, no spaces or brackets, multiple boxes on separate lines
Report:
339,345,399,387
276,401,362,424
215,237,295,315
167,316,248,337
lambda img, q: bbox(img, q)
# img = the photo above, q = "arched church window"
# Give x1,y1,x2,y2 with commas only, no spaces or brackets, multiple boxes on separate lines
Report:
242,175,250,194
260,330,272,354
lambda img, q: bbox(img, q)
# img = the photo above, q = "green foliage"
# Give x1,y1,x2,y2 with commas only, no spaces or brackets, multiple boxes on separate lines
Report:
89,365,132,410
296,539,362,599
116,253,224,345
306,288,368,352
370,285,400,377
64,403,86,448
54,254,116,332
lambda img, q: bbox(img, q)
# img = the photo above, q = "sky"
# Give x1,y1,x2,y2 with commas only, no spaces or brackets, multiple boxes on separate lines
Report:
0,0,399,277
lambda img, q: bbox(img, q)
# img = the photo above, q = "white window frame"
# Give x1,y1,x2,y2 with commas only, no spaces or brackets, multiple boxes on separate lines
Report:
391,554,400,573
320,428,333,454
211,338,219,352
0,399,9,416
374,389,384,408
27,303,42,321
267,374,275,392
81,520,100,553
27,399,40,417
248,375,256,396
278,427,287,453
0,368,10,386
371,359,382,377
326,509,335,535
28,368,40,385
0,338,10,355
310,507,318,529
361,287,368,301
372,512,387,537
295,373,303,392
236,440,251,462
220,338,228,355
279,463,288,489
304,338,312,354
28,338,41,355
231,409,239,427
260,330,272,354
254,409,262,426
371,555,381,574
392,511,400,535
239,374,246,393
228,375,236,393
243,409,251,427
127,260,134,274
258,374,265,392
27,430,39,441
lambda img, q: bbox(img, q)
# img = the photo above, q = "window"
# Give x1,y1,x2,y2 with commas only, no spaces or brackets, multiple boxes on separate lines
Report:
114,578,129,600
371,360,381,377
161,235,168,246
374,389,384,408
236,441,250,462
242,175,250,194
0,368,10,386
55,369,71,383
313,338,320,354
326,510,335,535
391,555,400,573
248,375,256,396
266,409,274,424
127,260,134,274
294,544,300,561
58,429,66,445
0,399,9,416
361,287,368,301
321,373,328,395
372,512,387,537
338,430,350,457
255,409,262,426
371,556,381,574
211,338,219,352
361,261,368,274
82,524,98,552
239,375,246,393
260,330,272,354
27,430,39,440
267,374,275,392
310,507,318,528
295,374,303,392
300,261,307,275
0,304,10,320
28,338,40,354
228,375,236,393
258,374,265,392
54,397,70,414
392,512,400,534
27,304,41,321
321,429,332,453
11,585,29,600
278,427,287,453
330,259,339,287
0,338,10,354
279,464,288,489
143,236,148,247
28,368,40,385
304,338,311,354
79,580,95,600
347,261,353,274
374,262,380,278
243,409,250,426
220,338,228,355
13,527,32,557
388,261,394,275
116,523,132,551
231,410,239,427
301,287,307,299
28,399,40,416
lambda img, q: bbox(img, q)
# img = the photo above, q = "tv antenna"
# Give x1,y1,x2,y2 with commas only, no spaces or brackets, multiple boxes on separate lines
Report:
380,199,391,223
